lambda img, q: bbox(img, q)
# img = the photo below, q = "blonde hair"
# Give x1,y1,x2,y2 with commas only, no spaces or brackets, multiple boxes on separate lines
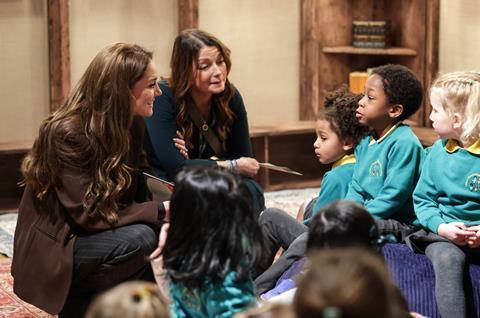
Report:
85,281,170,318
431,71,480,145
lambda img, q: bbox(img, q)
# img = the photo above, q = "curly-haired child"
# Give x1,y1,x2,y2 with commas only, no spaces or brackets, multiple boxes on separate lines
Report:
345,64,426,240
254,87,369,294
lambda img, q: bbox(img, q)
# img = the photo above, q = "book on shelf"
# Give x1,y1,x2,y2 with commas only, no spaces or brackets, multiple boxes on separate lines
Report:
352,20,390,48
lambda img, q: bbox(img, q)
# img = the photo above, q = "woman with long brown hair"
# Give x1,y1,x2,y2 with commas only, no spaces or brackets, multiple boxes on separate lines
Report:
12,43,165,317
144,29,264,213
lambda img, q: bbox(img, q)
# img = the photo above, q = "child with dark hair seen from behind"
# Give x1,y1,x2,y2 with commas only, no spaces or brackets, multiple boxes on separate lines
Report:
254,87,369,294
345,64,426,240
260,201,420,318
150,167,265,317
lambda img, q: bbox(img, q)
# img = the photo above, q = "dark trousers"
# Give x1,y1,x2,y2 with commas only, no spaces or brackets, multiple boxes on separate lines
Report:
59,223,158,318
375,218,417,242
254,208,308,295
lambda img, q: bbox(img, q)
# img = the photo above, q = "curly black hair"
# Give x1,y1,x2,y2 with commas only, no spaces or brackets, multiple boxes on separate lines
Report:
317,86,369,147
371,64,423,120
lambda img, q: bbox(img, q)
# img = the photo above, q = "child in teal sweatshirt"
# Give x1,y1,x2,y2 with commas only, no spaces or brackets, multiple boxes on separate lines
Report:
254,87,369,294
412,71,480,318
345,64,425,240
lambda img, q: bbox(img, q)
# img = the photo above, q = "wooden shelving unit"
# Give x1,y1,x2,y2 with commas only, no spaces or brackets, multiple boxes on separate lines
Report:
300,0,439,127
249,122,327,191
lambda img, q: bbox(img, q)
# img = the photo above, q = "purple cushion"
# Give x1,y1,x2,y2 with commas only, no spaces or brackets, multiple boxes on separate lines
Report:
260,258,306,300
382,243,480,318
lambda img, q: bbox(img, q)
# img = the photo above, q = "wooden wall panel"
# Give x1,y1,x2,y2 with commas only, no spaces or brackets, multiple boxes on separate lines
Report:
178,0,198,31
48,0,70,112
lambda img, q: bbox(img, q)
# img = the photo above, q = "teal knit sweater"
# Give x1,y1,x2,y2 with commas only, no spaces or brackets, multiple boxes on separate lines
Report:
345,123,425,225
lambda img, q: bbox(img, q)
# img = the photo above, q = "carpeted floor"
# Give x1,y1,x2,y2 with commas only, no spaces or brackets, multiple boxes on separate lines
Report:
0,258,56,317
0,187,318,317
264,187,319,218
0,213,16,258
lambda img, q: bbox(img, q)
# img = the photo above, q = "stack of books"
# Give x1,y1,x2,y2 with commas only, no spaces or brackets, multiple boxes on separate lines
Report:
352,21,390,49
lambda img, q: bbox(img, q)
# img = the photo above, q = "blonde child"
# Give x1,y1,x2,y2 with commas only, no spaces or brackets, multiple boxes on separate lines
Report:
411,71,480,318
345,64,426,240
85,281,169,318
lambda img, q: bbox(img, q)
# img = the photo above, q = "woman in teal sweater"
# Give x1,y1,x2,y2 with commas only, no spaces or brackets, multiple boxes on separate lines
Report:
412,71,480,318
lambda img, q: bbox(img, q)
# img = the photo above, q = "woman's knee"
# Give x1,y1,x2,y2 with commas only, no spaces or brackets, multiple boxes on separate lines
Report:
121,224,157,254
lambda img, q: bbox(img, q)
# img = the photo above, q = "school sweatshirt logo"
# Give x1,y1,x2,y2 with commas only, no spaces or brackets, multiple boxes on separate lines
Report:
369,160,382,177
466,173,480,192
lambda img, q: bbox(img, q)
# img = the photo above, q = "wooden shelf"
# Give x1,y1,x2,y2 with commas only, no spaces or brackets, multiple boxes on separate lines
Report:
250,121,326,191
300,0,439,127
322,46,417,56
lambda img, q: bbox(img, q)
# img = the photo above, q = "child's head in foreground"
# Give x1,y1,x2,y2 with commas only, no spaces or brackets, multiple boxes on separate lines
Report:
85,281,169,318
429,71,480,146
293,248,403,318
357,64,423,135
314,86,369,164
162,166,265,288
307,200,378,251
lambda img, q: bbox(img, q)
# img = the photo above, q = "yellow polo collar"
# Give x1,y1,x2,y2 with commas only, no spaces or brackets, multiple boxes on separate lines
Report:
445,139,480,154
369,122,402,145
332,154,356,168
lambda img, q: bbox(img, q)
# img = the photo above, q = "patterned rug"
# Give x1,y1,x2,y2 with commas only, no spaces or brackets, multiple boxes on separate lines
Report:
264,187,319,218
0,187,318,317
0,258,56,317
0,213,16,258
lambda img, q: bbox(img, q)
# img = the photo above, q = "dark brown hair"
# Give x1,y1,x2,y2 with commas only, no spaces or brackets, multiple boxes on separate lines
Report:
168,29,235,146
21,43,153,225
317,86,369,147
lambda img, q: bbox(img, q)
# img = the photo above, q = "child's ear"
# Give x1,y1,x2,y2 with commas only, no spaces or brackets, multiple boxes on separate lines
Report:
342,138,355,152
452,113,463,129
388,104,404,119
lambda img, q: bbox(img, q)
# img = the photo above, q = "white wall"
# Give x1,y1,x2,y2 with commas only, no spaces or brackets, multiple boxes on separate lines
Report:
439,0,480,73
69,0,177,85
3,0,480,143
0,1,49,143
199,0,300,125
